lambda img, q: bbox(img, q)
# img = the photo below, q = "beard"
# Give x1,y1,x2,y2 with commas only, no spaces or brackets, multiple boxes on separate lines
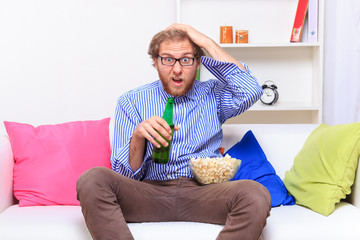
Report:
159,72,197,97
161,79,194,96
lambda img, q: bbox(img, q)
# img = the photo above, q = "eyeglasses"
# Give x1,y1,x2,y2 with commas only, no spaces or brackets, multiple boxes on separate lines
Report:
158,56,195,66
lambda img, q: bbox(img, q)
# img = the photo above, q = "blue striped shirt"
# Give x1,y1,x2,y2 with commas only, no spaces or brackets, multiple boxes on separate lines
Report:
111,56,263,180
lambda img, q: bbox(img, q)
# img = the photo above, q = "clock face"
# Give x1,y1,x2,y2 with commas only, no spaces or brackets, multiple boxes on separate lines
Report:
260,88,276,104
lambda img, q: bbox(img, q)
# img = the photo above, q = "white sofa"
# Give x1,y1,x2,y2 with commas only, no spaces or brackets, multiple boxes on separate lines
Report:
1,124,360,240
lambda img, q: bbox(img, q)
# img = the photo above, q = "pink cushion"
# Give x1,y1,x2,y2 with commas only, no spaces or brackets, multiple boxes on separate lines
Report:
4,118,112,206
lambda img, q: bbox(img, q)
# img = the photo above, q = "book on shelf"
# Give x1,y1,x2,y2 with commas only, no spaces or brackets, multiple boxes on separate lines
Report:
300,10,308,42
290,0,309,42
307,0,318,43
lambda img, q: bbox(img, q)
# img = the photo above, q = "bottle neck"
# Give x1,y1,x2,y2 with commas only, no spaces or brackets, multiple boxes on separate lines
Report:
162,97,174,125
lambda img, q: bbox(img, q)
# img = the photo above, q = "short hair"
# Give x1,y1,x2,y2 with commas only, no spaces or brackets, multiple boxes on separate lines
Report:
148,28,205,62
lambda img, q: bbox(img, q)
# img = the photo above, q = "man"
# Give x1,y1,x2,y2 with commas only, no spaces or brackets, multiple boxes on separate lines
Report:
77,23,271,240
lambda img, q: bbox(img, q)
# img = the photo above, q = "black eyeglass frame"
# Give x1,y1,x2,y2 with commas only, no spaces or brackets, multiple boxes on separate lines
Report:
158,56,196,66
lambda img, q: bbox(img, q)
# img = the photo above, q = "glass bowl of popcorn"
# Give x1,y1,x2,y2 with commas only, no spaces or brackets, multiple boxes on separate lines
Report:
189,154,241,185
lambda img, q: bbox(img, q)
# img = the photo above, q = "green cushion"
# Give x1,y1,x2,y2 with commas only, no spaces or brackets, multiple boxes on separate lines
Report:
283,122,360,216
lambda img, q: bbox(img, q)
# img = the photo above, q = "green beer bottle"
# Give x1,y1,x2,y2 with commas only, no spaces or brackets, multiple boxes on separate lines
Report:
152,97,174,164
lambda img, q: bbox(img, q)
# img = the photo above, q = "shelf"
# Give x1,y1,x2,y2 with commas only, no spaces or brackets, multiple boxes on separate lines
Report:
225,110,321,124
249,102,320,111
178,0,324,124
219,42,321,48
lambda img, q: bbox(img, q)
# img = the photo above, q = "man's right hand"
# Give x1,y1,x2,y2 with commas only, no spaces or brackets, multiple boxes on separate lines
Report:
133,116,179,148
129,116,178,172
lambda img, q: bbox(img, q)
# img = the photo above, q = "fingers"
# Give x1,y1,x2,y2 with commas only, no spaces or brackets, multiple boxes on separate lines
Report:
135,116,173,148
166,23,208,48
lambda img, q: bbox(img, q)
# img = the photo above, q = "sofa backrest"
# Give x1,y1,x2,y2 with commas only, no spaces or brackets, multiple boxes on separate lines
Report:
2,123,360,210
0,134,14,213
221,124,318,179
221,123,360,209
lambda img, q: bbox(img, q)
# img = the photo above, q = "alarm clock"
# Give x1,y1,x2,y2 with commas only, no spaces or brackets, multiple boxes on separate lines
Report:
260,81,279,105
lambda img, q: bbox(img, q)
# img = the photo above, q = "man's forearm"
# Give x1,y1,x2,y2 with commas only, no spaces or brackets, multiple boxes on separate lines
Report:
129,133,146,172
201,37,246,71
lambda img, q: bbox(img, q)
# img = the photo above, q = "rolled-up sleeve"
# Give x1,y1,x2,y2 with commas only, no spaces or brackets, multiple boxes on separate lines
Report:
110,95,145,180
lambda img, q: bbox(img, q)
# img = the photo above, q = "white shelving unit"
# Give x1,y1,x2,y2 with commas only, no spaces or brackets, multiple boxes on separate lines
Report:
177,0,324,124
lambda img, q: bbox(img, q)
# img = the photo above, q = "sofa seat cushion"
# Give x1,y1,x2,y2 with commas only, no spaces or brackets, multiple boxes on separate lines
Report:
0,205,224,240
0,205,91,240
128,221,223,240
262,202,360,240
2,203,360,240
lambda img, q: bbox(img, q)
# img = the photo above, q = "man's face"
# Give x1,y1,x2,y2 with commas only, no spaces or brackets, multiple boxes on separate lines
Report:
154,39,200,97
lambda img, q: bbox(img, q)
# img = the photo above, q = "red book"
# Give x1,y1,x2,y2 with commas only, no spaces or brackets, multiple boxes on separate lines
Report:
290,0,309,42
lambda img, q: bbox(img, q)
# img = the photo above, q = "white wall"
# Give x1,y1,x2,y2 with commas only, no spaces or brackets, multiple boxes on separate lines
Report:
323,0,360,125
1,0,359,129
0,0,176,127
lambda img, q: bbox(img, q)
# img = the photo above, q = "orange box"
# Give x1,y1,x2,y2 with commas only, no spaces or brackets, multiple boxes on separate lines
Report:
220,26,233,43
235,30,248,43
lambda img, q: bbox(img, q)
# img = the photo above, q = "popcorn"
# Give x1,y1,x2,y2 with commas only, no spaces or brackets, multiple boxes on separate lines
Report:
189,154,241,185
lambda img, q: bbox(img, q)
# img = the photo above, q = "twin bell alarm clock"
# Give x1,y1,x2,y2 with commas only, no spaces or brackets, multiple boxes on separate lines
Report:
260,80,279,105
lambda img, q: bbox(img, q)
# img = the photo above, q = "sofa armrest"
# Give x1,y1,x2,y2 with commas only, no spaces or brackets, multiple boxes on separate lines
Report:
349,157,360,209
0,133,14,213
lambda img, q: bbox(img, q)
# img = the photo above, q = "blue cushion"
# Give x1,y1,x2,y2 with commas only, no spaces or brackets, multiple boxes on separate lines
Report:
224,130,295,207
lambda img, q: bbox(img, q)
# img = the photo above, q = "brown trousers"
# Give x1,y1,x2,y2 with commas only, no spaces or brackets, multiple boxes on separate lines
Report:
77,167,271,240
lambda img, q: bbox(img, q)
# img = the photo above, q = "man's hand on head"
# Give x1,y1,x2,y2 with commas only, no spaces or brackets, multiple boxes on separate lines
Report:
166,23,212,49
165,23,246,71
